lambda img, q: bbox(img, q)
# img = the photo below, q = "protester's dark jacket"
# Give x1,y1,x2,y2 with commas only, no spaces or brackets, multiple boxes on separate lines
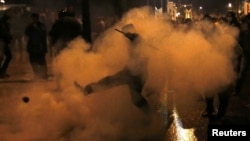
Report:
25,22,47,53
0,20,12,44
49,17,82,45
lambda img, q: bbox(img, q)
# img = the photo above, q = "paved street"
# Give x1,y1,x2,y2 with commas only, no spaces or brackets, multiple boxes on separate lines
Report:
0,49,250,141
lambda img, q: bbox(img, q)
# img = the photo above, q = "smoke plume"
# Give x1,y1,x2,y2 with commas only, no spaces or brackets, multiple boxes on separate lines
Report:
0,6,239,141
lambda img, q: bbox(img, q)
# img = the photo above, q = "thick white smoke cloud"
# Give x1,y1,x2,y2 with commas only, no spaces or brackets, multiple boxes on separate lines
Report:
0,6,239,141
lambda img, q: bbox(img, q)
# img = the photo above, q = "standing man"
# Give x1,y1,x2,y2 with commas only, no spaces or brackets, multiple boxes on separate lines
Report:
25,13,48,80
49,9,82,55
0,13,13,78
75,24,158,111
49,8,82,91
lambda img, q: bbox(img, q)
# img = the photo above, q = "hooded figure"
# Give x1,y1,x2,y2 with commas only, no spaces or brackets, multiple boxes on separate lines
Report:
74,24,151,109
74,23,172,129
49,9,82,55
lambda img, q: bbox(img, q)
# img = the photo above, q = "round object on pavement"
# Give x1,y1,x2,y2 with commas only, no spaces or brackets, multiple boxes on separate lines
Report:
22,96,29,103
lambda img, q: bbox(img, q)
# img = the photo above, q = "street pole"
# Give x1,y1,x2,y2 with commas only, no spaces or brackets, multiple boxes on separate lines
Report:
236,0,241,16
166,0,169,12
82,0,92,43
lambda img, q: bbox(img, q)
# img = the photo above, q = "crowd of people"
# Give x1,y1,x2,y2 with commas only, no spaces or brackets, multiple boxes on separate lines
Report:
0,6,82,80
0,5,250,122
178,11,250,121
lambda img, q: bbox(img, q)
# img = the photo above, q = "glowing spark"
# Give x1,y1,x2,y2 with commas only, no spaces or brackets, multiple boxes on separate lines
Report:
172,107,197,141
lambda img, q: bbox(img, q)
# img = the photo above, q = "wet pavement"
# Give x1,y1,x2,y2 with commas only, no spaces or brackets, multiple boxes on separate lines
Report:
1,50,250,141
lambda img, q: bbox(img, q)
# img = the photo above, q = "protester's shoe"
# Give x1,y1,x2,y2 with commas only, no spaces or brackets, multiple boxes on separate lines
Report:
74,81,92,95
133,97,148,108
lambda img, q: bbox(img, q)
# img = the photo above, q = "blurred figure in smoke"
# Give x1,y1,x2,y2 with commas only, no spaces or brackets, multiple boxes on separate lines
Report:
49,8,82,55
226,11,241,30
199,14,219,118
200,14,244,119
10,8,27,62
74,24,161,112
0,13,13,79
25,13,48,80
235,13,250,95
75,24,148,107
49,8,82,91
200,14,218,37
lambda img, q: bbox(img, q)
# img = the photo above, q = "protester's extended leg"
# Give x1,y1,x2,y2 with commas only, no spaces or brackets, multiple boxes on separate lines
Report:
216,88,232,118
202,96,215,118
74,69,132,95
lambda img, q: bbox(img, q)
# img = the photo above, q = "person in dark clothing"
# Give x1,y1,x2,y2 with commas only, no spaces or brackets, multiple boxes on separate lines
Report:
0,13,13,78
200,14,244,119
49,9,82,90
234,14,250,96
74,25,149,107
49,9,82,55
226,11,241,30
25,13,48,80
74,24,169,118
74,24,171,128
202,85,234,119
202,44,243,119
75,68,149,108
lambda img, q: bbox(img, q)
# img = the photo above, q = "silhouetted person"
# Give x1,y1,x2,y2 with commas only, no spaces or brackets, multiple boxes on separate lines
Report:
49,9,82,55
226,11,241,30
11,8,28,62
203,43,243,119
49,9,82,91
0,13,12,78
74,24,150,108
25,13,48,80
74,24,170,128
234,13,250,95
200,14,243,119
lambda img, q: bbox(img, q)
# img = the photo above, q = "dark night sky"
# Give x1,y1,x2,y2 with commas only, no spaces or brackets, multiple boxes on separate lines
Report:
174,0,231,13
6,0,233,14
